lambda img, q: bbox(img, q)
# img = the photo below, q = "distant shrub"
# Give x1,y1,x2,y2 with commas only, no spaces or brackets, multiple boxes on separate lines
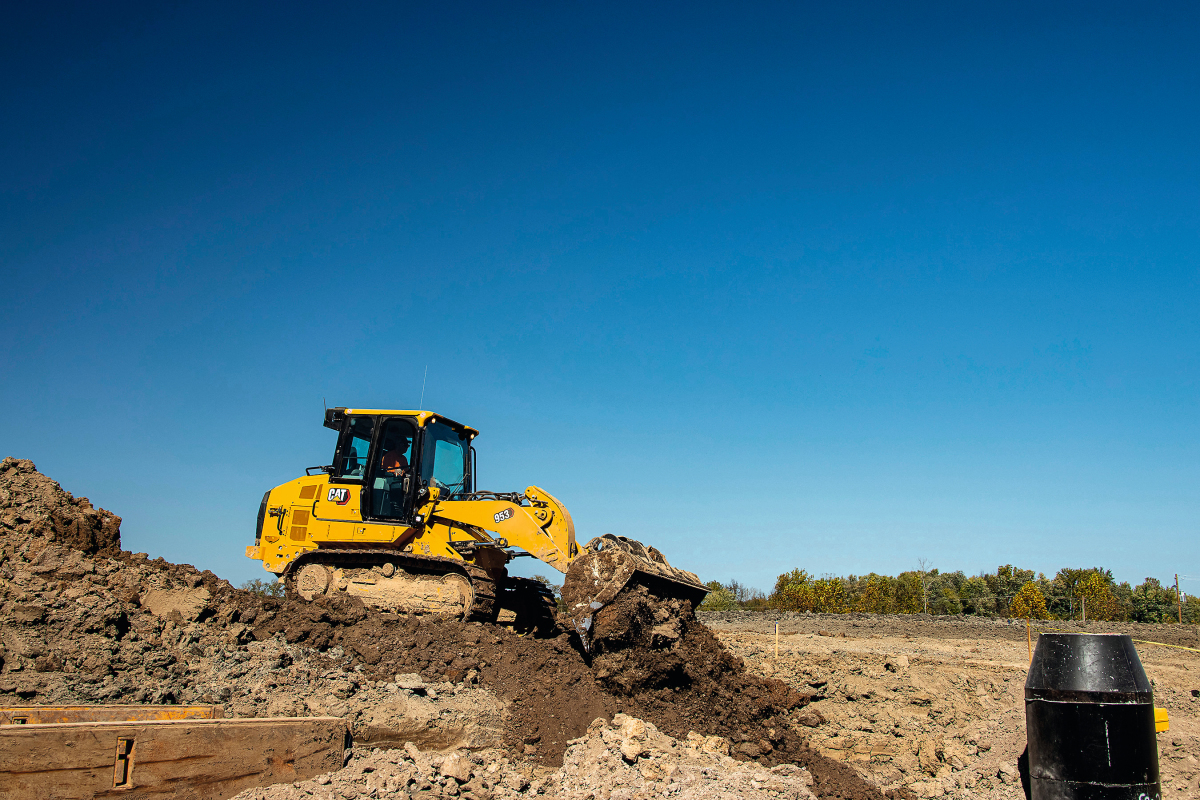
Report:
240,578,285,598
699,581,738,611
742,595,770,611
534,574,567,613
1130,578,1178,623
1183,595,1200,624
758,563,1194,622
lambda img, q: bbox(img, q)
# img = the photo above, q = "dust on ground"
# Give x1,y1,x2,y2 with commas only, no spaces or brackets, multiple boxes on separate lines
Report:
703,610,1200,799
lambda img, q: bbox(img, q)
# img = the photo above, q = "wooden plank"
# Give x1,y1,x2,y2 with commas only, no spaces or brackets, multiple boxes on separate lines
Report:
0,705,223,725
0,716,348,800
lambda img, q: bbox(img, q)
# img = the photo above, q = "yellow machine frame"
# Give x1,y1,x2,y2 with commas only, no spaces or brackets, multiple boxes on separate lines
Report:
246,409,577,580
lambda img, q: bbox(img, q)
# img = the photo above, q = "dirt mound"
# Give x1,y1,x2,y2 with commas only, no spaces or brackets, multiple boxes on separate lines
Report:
243,591,614,763
0,458,121,557
240,586,899,797
584,582,899,799
0,461,894,800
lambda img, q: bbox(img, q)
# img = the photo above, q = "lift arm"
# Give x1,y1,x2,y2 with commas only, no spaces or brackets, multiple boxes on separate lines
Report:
427,485,577,572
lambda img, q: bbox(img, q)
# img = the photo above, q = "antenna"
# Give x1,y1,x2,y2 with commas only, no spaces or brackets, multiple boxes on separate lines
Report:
323,396,327,413
419,365,428,409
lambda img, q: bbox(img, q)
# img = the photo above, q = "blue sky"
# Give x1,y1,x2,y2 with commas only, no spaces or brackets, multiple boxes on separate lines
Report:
2,2,1197,593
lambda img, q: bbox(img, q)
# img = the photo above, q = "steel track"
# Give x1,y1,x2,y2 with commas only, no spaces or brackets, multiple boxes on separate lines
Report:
283,548,498,622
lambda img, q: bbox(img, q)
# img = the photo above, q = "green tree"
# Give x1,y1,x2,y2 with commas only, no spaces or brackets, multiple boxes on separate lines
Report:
811,577,849,613
855,574,897,614
533,574,567,613
929,582,963,616
1130,578,1176,623
894,571,925,614
1050,568,1089,619
700,580,738,611
985,565,1034,618
957,576,994,616
1182,595,1200,624
723,579,767,610
1051,568,1117,620
770,569,815,612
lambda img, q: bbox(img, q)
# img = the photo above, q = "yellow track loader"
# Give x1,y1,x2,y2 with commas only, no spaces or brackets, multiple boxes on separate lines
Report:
246,407,706,645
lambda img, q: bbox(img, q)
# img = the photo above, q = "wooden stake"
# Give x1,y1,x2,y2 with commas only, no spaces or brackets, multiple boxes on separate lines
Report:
1177,574,1183,624
1026,618,1033,664
1082,596,1086,625
775,622,779,658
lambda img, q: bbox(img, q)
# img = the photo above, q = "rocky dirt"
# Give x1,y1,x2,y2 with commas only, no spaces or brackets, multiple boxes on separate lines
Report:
0,458,894,800
703,611,1200,798
233,714,820,800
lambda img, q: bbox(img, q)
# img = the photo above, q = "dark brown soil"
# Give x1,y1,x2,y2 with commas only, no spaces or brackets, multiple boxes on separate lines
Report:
244,592,613,764
584,581,906,800
243,580,899,799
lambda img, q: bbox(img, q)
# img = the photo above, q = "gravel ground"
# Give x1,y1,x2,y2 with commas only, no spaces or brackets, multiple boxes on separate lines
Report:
233,714,819,800
703,610,1200,798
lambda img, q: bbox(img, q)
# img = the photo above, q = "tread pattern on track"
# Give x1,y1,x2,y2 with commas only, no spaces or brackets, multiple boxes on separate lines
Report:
283,548,497,621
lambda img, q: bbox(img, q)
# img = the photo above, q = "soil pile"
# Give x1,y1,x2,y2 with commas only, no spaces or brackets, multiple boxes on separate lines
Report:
246,593,608,759
242,581,896,798
235,714,819,800
0,458,121,557
0,459,505,748
0,460,895,800
583,582,898,799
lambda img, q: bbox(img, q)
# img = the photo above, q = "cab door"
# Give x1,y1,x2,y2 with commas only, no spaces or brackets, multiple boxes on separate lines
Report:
364,416,418,523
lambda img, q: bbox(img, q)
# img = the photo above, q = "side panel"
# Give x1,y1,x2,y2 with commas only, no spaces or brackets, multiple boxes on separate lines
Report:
310,484,413,545
254,476,324,573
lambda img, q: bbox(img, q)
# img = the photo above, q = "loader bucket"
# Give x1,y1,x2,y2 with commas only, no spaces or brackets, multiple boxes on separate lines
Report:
561,534,709,651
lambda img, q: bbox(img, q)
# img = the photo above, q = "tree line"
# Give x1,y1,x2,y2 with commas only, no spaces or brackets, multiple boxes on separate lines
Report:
699,566,1199,623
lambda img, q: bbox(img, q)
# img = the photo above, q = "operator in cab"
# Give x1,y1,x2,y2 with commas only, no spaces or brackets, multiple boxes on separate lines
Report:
380,434,411,477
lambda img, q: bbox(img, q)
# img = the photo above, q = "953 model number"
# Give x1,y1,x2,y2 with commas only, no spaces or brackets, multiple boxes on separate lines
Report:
493,508,514,524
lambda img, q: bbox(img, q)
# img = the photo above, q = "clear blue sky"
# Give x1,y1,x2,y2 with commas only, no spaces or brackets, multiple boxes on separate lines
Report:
2,2,1197,594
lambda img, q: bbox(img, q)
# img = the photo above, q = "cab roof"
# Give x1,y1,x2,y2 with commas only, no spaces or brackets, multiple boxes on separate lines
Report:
324,407,478,437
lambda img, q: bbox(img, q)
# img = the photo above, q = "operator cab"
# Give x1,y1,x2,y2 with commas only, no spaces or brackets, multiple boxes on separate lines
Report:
321,407,477,523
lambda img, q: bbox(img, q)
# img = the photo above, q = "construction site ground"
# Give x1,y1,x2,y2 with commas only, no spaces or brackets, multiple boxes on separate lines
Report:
2,457,1197,800
702,611,1200,798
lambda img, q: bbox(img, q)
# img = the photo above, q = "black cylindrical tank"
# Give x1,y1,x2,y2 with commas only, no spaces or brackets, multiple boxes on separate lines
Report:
1025,633,1161,800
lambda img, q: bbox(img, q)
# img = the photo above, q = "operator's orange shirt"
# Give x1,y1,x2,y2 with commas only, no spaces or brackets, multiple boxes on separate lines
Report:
381,450,409,475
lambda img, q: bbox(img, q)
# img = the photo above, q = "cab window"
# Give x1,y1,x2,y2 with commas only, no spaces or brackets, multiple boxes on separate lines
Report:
370,418,417,519
420,422,468,497
335,416,375,480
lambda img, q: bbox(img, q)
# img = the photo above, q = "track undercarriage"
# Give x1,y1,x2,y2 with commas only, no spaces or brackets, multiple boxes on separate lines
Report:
282,549,558,634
